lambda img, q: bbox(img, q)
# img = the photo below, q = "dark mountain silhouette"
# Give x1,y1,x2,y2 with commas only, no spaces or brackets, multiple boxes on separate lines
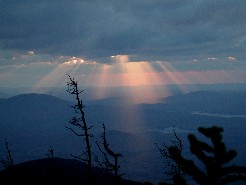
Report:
0,158,143,185
0,93,74,163
2,93,72,119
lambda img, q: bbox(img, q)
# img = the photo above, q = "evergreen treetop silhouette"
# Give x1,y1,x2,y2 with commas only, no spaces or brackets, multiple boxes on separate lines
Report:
0,139,14,170
168,126,246,185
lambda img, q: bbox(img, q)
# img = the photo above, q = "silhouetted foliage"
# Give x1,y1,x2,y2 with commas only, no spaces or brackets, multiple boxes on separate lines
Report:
66,74,93,180
0,139,14,169
168,126,246,185
156,128,187,185
95,123,124,184
46,146,54,160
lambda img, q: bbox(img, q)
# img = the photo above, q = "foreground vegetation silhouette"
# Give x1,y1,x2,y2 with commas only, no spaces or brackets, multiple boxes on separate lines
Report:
95,123,124,184
66,74,94,183
156,129,187,185
0,139,14,170
66,75,127,184
158,126,246,185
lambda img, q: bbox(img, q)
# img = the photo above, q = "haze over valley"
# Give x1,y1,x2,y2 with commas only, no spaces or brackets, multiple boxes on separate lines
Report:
1,89,246,183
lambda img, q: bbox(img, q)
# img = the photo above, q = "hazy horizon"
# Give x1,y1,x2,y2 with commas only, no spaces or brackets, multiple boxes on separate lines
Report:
1,83,246,104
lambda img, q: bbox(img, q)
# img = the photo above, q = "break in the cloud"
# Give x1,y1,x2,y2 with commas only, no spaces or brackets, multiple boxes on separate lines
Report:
0,0,246,64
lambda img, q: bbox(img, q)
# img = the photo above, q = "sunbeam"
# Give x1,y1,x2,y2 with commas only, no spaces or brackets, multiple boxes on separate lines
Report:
155,61,193,93
34,64,69,88
95,55,172,104
28,55,246,105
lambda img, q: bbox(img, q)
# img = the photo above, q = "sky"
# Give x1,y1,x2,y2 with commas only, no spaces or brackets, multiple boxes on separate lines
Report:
0,0,246,101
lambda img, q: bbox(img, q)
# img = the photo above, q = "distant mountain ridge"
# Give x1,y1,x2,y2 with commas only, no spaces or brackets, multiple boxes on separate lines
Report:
8,92,64,102
0,93,72,131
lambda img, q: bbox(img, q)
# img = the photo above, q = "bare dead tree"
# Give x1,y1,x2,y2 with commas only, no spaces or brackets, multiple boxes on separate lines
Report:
156,129,187,185
0,138,14,169
66,74,93,170
95,123,123,179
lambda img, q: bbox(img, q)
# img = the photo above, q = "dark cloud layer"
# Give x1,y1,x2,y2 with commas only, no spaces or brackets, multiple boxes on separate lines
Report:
0,0,246,62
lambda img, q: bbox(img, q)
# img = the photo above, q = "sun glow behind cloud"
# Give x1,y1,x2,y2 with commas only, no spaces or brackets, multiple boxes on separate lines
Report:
88,55,172,104
30,55,175,104
2,52,245,104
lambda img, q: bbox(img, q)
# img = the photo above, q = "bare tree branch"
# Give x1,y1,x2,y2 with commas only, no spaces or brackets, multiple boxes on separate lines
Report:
66,74,93,170
95,123,123,178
